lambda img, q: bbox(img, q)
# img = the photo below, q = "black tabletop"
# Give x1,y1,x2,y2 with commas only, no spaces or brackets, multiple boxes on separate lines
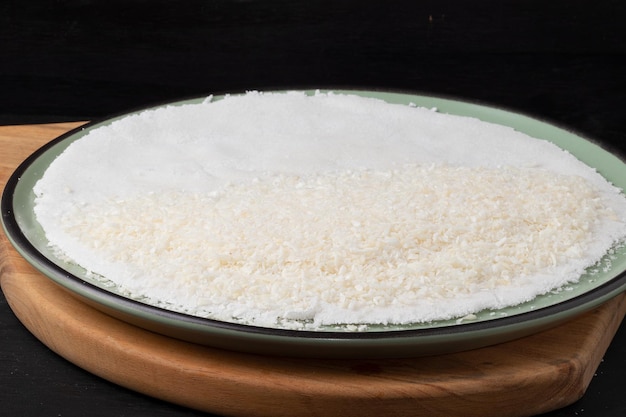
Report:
2,1,626,416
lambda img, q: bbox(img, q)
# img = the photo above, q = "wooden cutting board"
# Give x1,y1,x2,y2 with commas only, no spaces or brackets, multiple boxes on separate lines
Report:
2,122,626,417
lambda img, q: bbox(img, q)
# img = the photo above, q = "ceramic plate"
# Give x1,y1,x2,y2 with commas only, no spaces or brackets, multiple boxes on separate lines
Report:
3,90,626,358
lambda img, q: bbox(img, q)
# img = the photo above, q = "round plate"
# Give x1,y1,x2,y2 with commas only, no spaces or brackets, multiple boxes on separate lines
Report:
3,90,626,358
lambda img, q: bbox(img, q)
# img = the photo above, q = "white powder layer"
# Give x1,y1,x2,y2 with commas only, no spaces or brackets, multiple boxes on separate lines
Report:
33,91,626,329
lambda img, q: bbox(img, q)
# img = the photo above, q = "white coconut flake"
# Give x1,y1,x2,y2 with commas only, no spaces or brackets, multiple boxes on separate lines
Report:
33,91,626,329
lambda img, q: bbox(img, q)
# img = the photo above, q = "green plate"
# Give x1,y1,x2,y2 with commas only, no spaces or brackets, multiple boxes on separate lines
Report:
3,89,626,358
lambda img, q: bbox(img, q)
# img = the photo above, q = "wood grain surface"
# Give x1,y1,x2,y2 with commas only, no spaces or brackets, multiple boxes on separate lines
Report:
2,123,626,417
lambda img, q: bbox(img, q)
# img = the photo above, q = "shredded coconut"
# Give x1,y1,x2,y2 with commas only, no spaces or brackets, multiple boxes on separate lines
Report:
33,91,626,329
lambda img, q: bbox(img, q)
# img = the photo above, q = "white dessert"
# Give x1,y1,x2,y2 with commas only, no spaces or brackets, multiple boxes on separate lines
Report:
33,91,626,329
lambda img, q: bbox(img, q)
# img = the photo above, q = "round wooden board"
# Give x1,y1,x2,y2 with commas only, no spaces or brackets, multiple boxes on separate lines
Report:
2,123,626,417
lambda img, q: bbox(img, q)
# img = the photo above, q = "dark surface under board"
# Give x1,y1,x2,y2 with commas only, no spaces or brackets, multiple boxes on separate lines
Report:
1,1,626,416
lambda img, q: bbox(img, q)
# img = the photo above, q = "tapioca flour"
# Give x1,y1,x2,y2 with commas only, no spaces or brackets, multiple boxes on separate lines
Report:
33,91,626,329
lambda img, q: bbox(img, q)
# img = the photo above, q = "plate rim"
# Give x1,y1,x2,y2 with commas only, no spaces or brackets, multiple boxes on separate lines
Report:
3,88,626,356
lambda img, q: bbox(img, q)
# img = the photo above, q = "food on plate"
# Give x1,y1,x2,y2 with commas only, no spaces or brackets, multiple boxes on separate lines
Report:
33,91,626,330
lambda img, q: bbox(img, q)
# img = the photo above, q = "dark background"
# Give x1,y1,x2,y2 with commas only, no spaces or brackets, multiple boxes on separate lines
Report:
1,0,626,416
